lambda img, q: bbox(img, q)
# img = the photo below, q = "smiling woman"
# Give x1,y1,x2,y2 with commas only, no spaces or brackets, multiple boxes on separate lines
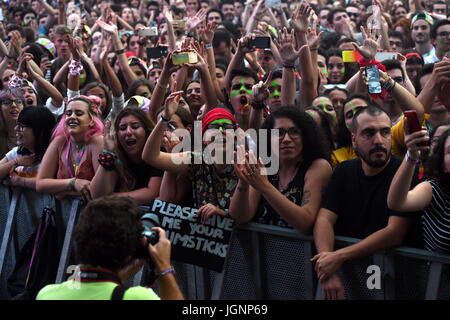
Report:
36,96,104,201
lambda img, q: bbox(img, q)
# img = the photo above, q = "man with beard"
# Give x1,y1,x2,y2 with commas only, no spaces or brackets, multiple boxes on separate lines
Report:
219,0,236,22
312,106,420,300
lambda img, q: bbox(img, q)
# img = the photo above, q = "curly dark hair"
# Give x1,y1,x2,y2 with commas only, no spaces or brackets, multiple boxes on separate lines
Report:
261,105,331,166
426,129,450,186
74,196,144,271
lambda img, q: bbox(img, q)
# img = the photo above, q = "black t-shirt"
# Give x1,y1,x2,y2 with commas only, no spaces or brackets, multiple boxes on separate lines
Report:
129,162,164,190
322,156,421,242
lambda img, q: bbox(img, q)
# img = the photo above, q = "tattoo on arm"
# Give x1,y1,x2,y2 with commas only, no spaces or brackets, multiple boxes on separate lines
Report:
301,190,311,206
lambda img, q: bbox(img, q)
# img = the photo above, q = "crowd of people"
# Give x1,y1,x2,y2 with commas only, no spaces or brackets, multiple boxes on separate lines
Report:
0,0,449,300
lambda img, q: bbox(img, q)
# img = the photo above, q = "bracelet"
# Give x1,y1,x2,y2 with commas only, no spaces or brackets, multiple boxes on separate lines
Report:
68,178,76,191
156,81,169,90
205,43,213,50
406,150,420,165
158,266,175,276
115,48,125,55
68,59,83,76
382,78,396,92
98,151,117,171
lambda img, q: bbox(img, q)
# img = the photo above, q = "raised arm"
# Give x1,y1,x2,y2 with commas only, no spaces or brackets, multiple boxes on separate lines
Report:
97,20,138,87
142,91,190,174
387,126,432,212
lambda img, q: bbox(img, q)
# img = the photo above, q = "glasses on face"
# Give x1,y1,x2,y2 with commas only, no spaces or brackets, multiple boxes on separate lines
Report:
347,12,358,18
15,124,31,132
437,31,450,38
2,99,24,107
207,123,236,130
389,41,403,47
276,127,302,140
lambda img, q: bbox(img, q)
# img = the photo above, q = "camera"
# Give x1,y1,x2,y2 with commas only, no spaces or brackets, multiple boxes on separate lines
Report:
139,27,158,37
172,51,198,65
135,213,160,285
135,213,160,259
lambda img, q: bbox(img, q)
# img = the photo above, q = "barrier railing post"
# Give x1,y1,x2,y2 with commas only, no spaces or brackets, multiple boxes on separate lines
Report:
425,262,443,300
251,230,263,299
382,253,396,300
0,188,20,279
55,199,81,284
194,266,205,300
303,240,315,299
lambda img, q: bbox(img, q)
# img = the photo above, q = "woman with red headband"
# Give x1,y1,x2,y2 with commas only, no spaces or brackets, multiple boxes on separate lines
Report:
36,96,104,201
143,91,238,222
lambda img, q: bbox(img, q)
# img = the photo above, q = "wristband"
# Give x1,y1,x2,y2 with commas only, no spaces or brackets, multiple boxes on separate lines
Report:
115,49,125,55
382,78,396,92
158,266,175,276
68,178,76,191
156,81,169,90
205,43,213,50
98,151,117,171
69,59,83,76
406,150,420,165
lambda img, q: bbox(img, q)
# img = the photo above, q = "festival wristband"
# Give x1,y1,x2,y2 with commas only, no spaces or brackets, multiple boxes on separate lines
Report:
158,266,175,276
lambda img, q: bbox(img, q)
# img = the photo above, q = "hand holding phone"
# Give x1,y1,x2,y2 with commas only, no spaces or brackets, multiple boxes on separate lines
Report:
404,110,428,147
247,37,271,49
366,65,382,94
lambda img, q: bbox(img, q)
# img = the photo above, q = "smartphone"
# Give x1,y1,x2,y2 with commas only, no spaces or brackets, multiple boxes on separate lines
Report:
404,110,428,146
139,27,158,37
147,46,168,59
172,20,186,30
375,52,397,62
265,0,281,8
245,135,257,153
366,65,382,94
119,30,135,37
248,37,271,49
172,51,198,65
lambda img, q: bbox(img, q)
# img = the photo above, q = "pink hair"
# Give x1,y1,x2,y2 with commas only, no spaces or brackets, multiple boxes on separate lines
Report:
51,114,103,142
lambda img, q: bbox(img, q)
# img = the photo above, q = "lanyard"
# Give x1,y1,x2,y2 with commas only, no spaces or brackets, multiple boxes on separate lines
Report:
66,140,86,178
78,267,122,285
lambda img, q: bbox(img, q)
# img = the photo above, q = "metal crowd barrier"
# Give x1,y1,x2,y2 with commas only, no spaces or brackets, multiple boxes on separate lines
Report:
1,184,450,300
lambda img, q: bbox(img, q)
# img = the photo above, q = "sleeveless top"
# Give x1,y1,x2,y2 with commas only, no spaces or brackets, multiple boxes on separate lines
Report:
188,152,238,210
422,179,450,254
253,162,309,228
56,140,96,181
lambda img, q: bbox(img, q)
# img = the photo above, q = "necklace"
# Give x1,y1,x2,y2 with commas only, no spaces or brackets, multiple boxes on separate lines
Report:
66,140,86,178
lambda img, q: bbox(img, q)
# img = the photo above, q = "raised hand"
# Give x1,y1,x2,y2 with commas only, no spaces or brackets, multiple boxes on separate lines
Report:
199,21,218,44
291,2,312,34
97,19,118,35
186,8,207,32
252,71,273,102
279,27,302,66
103,120,116,152
164,90,184,120
352,26,382,61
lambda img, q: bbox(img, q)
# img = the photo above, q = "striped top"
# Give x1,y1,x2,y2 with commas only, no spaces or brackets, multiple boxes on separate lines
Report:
422,179,450,253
